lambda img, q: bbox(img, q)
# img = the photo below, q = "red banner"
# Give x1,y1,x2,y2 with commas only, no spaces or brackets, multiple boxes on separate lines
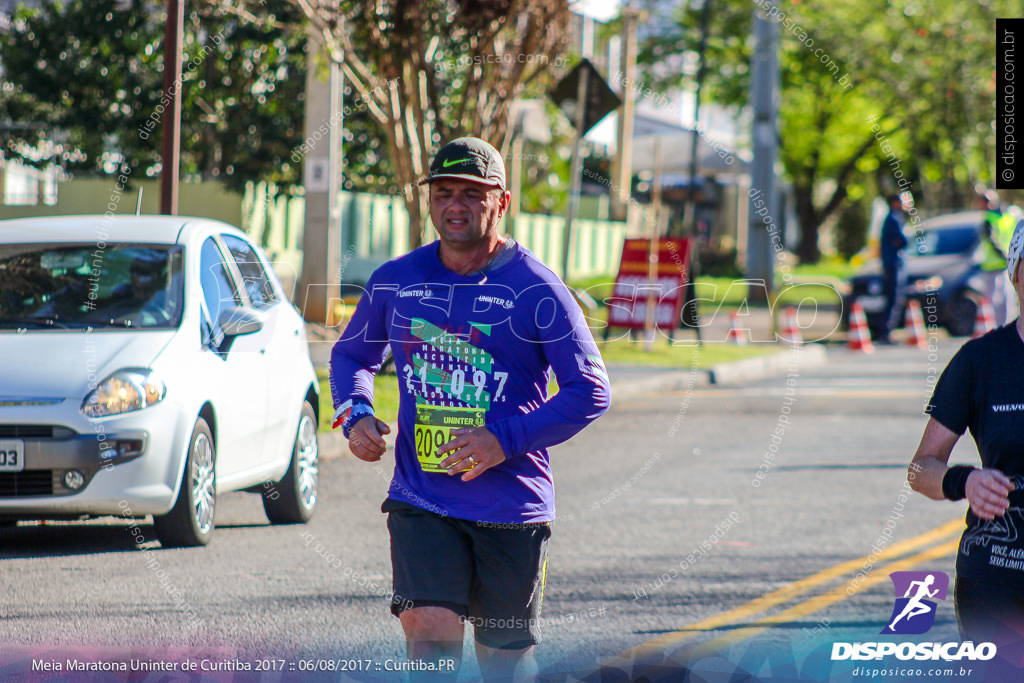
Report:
606,238,691,330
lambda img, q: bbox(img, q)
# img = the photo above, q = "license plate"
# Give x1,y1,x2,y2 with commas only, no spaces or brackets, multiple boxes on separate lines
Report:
0,440,25,472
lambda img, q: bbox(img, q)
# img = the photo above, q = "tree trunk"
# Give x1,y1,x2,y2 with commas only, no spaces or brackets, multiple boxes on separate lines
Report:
793,185,821,264
404,189,426,250
381,110,423,250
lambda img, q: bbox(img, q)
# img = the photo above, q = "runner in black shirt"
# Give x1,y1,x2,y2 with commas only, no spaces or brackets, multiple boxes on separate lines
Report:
910,218,1024,677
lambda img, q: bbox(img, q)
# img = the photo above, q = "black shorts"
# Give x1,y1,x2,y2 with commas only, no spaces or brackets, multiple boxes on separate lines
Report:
383,499,551,650
956,576,1024,676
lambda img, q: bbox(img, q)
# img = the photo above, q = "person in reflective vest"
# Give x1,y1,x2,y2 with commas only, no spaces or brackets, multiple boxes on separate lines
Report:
977,188,1019,327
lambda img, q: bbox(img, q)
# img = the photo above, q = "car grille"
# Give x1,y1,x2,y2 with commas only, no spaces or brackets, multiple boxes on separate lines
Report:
0,425,55,439
0,471,54,497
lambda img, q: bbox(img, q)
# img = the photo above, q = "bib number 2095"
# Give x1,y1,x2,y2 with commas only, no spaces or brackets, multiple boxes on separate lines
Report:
414,405,484,473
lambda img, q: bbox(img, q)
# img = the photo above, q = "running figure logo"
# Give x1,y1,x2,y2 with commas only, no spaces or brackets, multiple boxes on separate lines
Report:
881,571,949,635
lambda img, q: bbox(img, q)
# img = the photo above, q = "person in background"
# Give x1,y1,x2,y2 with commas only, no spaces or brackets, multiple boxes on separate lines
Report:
877,193,909,343
976,187,1019,327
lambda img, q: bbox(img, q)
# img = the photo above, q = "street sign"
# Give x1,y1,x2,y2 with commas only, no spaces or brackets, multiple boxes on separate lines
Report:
550,59,622,135
553,59,623,281
607,238,693,330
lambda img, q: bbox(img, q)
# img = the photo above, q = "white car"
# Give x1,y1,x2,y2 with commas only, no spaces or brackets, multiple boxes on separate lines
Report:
0,215,320,546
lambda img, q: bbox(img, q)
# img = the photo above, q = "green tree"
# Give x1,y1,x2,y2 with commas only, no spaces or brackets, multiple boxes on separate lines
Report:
214,0,573,249
0,0,161,176
632,0,1011,263
0,0,306,198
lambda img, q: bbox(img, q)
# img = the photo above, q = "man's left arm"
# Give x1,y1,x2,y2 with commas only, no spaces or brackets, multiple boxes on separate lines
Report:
484,283,611,458
438,282,611,480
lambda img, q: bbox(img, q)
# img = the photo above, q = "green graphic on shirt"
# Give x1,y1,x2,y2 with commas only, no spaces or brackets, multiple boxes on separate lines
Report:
409,318,494,373
408,318,498,408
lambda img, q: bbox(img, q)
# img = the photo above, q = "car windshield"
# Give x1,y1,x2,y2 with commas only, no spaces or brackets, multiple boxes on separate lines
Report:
909,225,979,257
0,243,184,330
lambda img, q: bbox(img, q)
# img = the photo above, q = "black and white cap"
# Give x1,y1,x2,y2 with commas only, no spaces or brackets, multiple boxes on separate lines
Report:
419,137,506,192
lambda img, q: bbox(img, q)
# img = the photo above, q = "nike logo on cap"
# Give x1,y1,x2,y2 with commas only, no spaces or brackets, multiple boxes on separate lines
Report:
442,158,471,168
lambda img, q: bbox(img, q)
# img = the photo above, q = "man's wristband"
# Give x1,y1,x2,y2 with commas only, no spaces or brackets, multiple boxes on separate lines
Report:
342,405,376,438
942,465,976,501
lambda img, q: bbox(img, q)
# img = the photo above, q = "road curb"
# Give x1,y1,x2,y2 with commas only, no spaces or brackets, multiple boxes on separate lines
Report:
708,343,828,385
609,367,712,400
608,344,829,397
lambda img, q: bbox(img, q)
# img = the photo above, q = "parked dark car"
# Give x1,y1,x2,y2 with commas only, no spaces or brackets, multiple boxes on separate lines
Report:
845,211,987,338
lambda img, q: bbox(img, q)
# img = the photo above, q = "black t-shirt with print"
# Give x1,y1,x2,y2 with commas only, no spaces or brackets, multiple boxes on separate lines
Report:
927,322,1024,584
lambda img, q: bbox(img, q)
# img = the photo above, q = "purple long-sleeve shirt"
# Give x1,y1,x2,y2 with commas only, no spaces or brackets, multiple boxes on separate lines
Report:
329,241,611,523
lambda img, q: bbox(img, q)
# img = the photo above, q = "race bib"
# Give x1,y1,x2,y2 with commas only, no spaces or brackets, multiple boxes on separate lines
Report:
414,404,485,473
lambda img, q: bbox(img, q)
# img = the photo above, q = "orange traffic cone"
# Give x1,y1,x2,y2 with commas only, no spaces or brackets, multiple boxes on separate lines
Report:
973,297,996,338
778,306,803,347
726,310,748,346
903,300,928,349
848,302,875,353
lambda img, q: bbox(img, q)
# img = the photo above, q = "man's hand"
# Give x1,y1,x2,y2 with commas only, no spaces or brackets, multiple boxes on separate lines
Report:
438,427,507,482
966,468,1014,520
347,416,391,462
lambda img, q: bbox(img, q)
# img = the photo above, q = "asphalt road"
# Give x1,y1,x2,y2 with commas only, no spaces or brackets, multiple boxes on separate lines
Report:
0,336,986,682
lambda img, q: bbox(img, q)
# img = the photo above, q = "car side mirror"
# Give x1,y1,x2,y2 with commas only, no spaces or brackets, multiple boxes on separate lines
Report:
218,306,265,337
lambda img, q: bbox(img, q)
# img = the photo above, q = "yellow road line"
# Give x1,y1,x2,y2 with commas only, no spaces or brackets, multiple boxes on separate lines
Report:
682,537,959,661
625,518,963,659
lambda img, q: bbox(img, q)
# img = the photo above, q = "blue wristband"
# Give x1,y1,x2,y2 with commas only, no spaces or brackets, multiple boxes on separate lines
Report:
342,405,376,438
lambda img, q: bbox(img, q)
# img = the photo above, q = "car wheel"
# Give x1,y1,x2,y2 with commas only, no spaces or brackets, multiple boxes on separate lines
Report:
262,401,319,525
945,294,978,337
153,418,216,547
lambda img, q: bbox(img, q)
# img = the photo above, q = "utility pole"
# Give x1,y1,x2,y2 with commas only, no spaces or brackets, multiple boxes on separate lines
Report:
561,70,589,283
746,3,779,304
160,0,183,215
610,8,638,222
298,30,343,323
687,0,713,236
508,135,523,239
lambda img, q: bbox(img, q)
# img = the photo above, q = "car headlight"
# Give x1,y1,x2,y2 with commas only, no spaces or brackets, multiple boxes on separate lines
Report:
81,369,166,418
912,276,943,293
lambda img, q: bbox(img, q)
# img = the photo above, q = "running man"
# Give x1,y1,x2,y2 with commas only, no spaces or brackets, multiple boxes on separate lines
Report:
329,137,611,681
888,574,939,631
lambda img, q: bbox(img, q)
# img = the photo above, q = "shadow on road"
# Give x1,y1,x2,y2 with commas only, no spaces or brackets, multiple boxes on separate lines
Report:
0,502,275,558
0,521,148,557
